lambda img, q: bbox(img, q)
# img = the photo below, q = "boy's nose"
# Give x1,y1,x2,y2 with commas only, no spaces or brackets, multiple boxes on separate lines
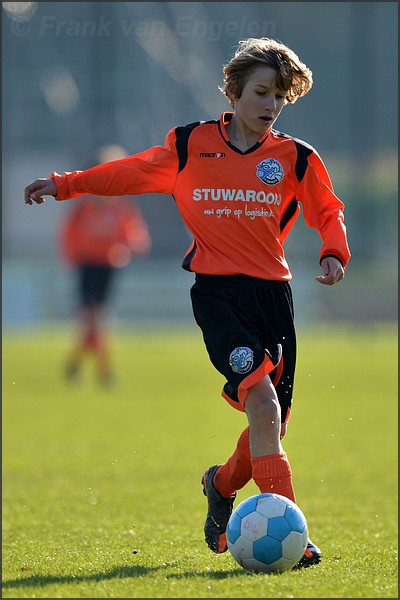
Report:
264,96,277,110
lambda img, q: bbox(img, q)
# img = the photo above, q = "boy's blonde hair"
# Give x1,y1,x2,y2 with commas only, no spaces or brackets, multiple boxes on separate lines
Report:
221,38,313,106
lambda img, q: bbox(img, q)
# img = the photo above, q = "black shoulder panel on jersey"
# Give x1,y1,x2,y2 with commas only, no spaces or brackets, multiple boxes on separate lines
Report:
273,130,314,183
175,120,218,173
175,122,201,173
294,141,313,182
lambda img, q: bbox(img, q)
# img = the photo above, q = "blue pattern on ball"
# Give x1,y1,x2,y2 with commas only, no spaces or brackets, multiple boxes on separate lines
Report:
253,536,282,564
226,509,242,544
235,495,260,517
267,516,292,541
284,504,307,532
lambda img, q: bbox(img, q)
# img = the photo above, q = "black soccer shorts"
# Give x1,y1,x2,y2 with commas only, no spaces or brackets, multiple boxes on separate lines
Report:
190,274,296,424
78,264,115,308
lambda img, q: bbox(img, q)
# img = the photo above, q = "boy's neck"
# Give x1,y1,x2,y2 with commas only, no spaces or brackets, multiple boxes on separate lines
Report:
225,117,269,152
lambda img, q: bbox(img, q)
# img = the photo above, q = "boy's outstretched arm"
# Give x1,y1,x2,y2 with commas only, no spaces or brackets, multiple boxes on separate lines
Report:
25,178,57,205
24,129,179,206
316,256,345,286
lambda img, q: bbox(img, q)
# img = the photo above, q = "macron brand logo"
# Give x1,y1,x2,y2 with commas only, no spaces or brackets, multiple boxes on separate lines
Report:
199,152,226,158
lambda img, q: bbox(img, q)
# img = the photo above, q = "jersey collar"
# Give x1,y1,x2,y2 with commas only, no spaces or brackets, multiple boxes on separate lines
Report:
219,112,271,153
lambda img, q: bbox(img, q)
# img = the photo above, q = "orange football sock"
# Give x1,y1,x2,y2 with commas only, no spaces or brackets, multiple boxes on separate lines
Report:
251,452,296,503
213,427,252,498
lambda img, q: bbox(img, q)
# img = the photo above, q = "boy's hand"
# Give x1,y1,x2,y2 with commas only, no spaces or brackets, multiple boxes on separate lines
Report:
24,178,57,205
316,256,345,285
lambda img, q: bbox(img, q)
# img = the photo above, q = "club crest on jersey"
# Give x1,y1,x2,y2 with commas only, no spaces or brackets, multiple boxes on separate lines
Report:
229,347,254,374
256,158,284,186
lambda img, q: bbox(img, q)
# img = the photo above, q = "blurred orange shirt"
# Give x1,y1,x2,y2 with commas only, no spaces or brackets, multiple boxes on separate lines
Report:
60,195,151,268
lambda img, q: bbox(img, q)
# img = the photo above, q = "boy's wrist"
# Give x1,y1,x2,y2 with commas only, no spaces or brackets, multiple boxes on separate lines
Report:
320,254,344,268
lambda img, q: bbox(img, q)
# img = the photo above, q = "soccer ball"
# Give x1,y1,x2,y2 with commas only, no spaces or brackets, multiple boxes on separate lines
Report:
226,493,308,573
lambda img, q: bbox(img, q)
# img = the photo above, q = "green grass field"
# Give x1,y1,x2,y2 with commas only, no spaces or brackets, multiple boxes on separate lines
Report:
2,323,398,598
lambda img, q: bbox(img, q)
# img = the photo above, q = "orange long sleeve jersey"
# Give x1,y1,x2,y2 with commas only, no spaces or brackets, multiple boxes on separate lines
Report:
51,112,350,280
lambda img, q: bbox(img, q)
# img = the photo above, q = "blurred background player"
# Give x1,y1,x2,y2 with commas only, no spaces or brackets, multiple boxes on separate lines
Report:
60,144,152,388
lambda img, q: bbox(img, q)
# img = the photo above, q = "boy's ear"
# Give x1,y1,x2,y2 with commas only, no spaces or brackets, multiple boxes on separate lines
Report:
226,82,238,101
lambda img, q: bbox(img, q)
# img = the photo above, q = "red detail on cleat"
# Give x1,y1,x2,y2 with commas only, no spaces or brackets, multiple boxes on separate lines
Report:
218,533,227,553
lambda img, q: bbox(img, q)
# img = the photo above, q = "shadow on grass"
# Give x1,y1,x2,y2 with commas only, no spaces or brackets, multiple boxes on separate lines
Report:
2,564,247,590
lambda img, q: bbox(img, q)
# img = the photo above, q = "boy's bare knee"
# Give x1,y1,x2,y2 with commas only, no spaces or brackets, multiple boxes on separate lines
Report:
244,381,281,422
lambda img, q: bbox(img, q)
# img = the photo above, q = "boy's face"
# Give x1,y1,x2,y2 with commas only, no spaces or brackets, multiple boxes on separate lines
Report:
230,65,287,135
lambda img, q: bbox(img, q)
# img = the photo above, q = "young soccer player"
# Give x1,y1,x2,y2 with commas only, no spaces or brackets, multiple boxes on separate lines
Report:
25,37,350,568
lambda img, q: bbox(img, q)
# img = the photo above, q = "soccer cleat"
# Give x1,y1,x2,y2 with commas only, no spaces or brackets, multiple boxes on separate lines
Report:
293,539,322,569
201,465,236,553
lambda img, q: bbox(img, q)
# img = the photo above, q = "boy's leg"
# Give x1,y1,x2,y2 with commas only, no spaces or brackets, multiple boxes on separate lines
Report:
244,375,296,502
211,374,295,502
245,377,321,568
65,305,93,380
213,427,252,497
201,373,293,555
242,376,321,568
201,427,251,553
89,304,115,386
203,376,320,567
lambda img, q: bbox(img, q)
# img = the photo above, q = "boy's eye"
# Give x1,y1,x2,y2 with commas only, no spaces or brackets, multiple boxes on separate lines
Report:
255,90,285,100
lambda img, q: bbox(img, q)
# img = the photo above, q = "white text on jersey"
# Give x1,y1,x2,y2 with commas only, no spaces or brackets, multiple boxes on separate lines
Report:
193,188,281,205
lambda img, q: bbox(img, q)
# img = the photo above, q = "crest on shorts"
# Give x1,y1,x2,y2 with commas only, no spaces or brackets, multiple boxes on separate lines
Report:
256,158,284,185
229,347,254,374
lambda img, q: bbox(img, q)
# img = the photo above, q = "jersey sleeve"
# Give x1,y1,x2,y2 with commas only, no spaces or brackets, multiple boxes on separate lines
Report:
297,151,351,268
50,129,179,200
